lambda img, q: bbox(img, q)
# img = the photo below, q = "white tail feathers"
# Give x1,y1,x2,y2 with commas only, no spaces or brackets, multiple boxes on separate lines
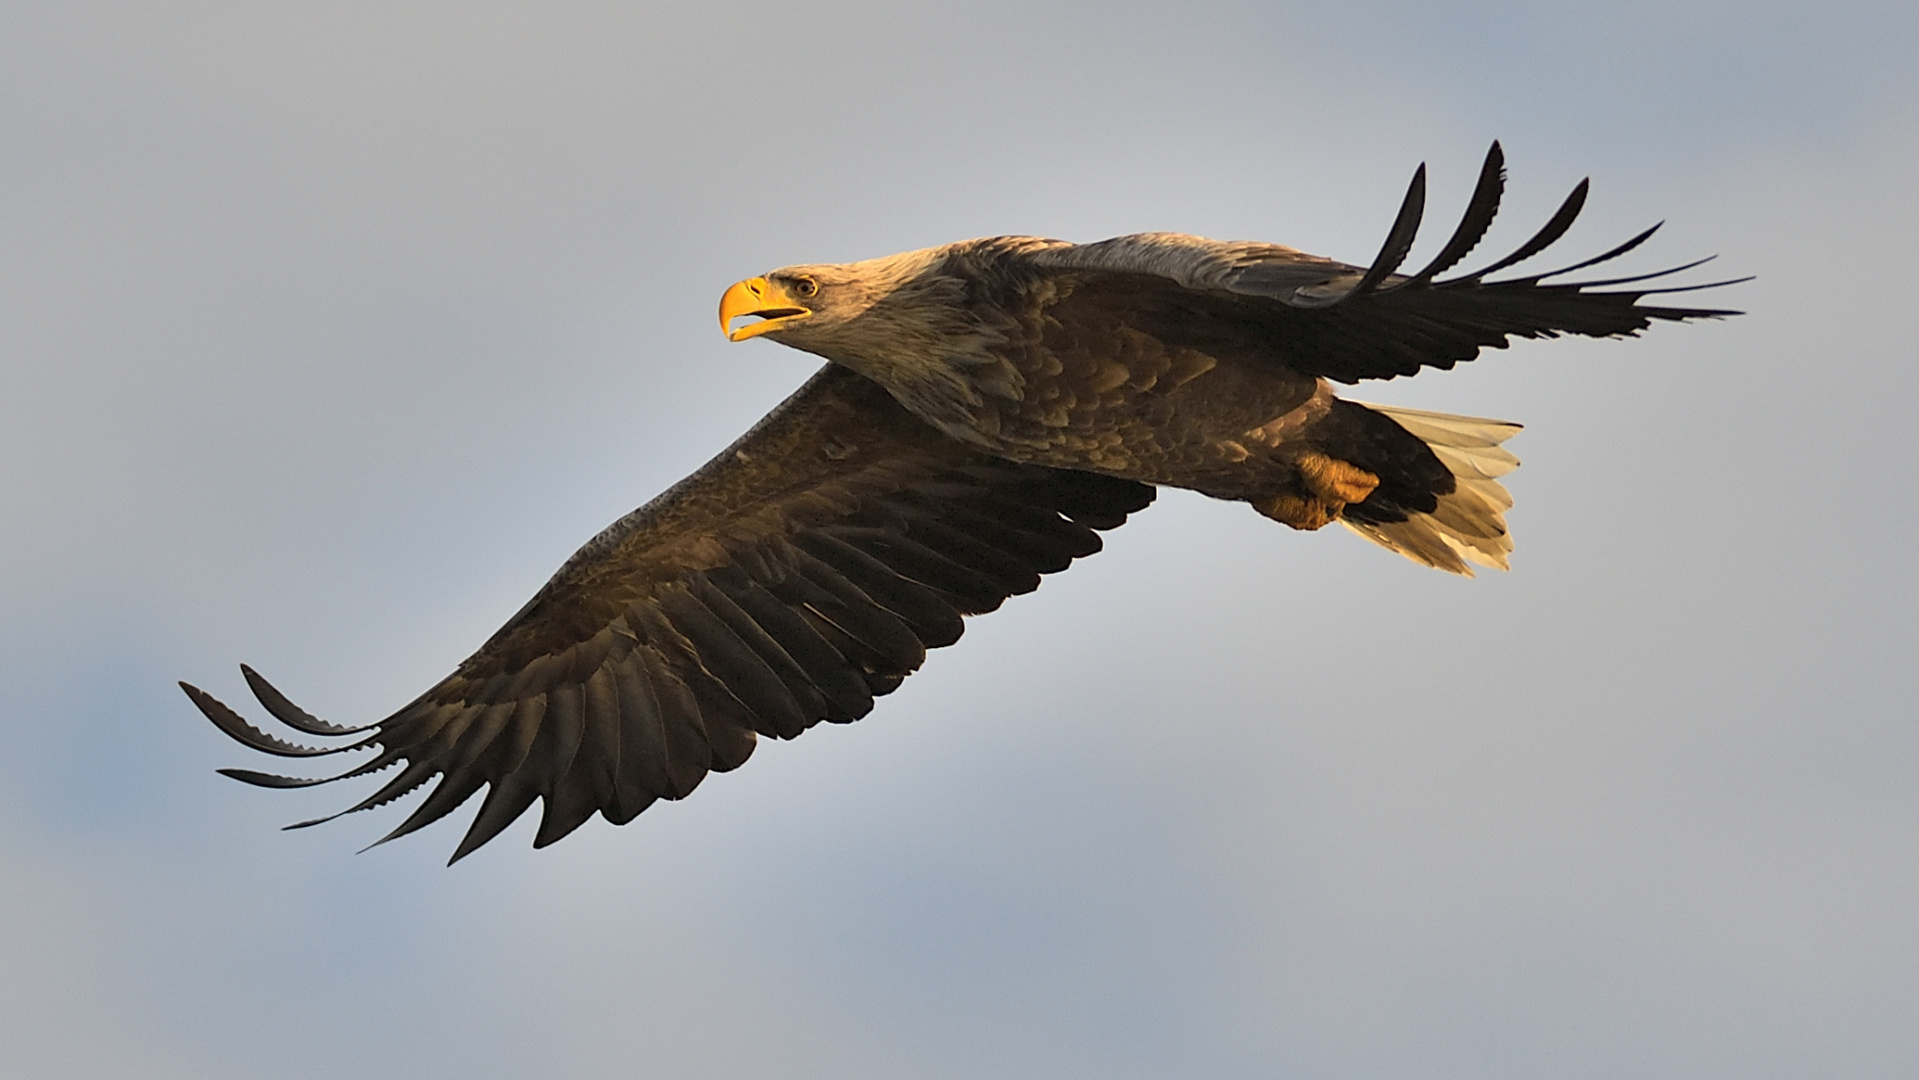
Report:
1342,403,1522,576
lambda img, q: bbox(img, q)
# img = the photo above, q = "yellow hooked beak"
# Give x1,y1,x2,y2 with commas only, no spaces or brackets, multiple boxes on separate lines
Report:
719,277,811,342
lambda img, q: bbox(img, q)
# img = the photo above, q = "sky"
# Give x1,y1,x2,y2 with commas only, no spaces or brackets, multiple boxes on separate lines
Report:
3,2,1916,1077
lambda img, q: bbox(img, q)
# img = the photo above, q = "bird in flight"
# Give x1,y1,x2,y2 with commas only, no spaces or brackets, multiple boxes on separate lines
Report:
185,143,1740,862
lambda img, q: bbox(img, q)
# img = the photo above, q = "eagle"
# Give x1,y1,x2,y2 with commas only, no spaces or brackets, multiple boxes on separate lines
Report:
184,143,1739,862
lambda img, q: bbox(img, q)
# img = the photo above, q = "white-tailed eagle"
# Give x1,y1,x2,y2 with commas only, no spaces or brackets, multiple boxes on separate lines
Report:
184,143,1740,862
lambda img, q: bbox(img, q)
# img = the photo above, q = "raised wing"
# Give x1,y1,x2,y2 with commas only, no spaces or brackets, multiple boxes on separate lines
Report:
184,365,1154,862
1021,141,1744,383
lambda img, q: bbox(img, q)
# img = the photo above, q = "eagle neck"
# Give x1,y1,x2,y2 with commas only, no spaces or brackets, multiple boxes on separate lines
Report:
808,252,1016,445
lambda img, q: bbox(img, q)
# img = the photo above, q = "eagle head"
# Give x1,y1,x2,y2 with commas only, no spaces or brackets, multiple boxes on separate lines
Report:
719,247,982,355
718,245,1027,439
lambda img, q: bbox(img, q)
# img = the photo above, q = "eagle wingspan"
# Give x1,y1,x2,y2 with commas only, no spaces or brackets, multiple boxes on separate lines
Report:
1017,141,1744,384
183,364,1153,862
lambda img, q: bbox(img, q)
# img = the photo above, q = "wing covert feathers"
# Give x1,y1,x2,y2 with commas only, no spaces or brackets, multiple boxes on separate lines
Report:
186,366,1153,861
1341,403,1522,575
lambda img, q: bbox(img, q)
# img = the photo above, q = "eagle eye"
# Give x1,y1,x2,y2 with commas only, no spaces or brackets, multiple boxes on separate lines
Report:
792,277,819,299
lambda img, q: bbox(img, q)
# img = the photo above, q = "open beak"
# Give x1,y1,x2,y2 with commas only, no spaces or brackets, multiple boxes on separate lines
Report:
719,277,810,342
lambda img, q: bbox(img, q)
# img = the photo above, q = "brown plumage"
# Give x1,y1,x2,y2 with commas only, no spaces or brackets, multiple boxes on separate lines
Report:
185,143,1740,861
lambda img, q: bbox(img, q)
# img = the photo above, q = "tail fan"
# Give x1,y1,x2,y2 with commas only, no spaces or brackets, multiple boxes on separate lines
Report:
1343,403,1522,576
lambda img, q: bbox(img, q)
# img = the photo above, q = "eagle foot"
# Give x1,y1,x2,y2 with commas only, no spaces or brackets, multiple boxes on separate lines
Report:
1297,452,1380,505
1252,455,1381,531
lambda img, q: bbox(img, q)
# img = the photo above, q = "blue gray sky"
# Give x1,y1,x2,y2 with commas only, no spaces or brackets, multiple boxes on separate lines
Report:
3,3,1916,1077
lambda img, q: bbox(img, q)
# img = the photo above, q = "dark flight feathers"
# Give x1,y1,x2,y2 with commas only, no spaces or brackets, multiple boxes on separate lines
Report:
184,367,1152,862
1028,142,1743,385
1249,141,1743,382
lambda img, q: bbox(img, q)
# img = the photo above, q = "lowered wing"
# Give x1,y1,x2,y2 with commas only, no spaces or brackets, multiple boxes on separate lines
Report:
184,365,1153,862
